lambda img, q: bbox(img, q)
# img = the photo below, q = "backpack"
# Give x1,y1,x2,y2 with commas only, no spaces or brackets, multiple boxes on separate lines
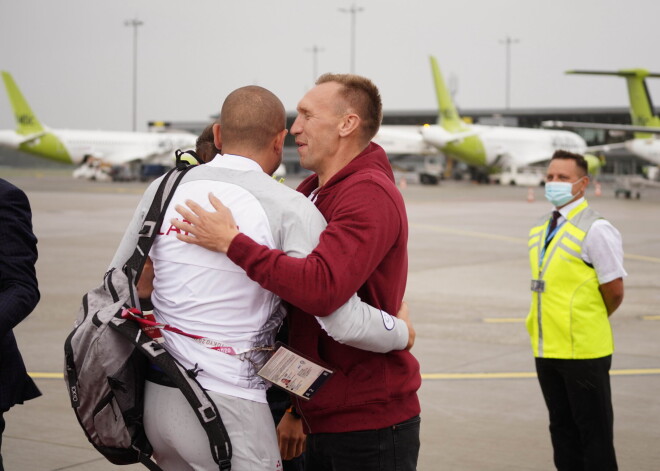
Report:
63,162,232,471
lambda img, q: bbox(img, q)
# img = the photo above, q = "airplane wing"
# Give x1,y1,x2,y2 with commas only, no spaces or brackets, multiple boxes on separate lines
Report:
375,124,478,156
374,125,436,155
584,142,628,153
542,120,660,134
0,131,47,147
420,125,477,146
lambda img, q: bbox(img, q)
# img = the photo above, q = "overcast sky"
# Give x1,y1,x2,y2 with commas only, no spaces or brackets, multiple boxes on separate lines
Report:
1,0,659,132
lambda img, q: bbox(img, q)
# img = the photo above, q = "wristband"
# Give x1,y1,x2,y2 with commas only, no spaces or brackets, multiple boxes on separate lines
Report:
286,406,301,419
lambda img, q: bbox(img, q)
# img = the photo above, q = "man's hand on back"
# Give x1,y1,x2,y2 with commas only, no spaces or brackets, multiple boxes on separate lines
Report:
171,193,240,253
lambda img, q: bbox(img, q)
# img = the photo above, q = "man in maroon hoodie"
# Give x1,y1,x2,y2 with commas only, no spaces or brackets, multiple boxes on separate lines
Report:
173,74,421,470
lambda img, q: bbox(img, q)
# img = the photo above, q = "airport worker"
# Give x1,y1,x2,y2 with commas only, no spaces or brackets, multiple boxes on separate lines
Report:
0,178,41,471
172,73,422,471
110,85,413,471
527,150,625,470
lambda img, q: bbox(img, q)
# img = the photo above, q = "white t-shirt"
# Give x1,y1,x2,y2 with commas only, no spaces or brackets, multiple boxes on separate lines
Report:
150,155,281,402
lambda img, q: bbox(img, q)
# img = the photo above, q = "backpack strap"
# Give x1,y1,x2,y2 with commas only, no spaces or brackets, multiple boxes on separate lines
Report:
116,161,232,470
110,313,233,470
125,163,196,281
138,453,165,471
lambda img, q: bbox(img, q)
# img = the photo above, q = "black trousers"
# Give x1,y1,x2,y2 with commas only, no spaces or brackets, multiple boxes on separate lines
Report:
305,415,420,471
535,356,617,471
0,409,6,471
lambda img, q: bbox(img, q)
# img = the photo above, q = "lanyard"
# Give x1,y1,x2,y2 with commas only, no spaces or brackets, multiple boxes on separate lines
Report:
121,308,274,356
539,221,565,268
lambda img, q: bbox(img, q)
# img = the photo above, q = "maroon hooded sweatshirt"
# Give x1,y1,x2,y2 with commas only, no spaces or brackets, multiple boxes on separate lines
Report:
227,142,421,433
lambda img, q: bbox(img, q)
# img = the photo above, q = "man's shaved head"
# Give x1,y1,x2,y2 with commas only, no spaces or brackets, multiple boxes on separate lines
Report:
219,86,286,152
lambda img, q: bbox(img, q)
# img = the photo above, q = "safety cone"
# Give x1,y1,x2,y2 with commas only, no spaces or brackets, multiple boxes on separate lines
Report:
595,182,602,197
527,187,535,203
399,178,407,190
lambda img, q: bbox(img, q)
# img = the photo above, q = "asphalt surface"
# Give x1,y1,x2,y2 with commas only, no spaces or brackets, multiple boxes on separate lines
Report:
2,168,659,470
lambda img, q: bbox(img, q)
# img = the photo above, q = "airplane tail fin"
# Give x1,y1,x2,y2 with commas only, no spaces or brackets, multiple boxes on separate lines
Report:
567,69,660,139
1,71,45,135
430,56,467,133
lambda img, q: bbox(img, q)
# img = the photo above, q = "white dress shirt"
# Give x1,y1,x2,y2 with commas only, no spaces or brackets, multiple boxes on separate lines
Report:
556,197,627,284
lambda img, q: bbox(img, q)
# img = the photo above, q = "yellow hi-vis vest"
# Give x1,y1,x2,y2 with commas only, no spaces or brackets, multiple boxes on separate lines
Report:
526,200,613,359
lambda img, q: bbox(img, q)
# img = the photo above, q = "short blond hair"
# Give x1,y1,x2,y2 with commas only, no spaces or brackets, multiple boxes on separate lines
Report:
316,73,382,142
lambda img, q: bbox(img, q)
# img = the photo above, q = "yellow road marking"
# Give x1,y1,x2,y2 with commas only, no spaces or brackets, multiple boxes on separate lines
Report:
32,369,660,381
610,369,660,376
642,315,660,320
421,369,660,380
409,224,525,244
624,253,660,263
29,372,64,379
409,224,660,263
422,372,536,380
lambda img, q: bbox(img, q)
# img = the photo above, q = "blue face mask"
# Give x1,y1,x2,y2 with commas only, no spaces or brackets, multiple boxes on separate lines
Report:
544,178,583,207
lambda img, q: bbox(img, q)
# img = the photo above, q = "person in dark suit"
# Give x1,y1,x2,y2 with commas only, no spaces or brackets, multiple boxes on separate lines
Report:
0,179,41,470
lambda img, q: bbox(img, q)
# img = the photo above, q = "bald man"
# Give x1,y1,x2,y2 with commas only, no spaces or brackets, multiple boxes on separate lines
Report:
110,86,411,470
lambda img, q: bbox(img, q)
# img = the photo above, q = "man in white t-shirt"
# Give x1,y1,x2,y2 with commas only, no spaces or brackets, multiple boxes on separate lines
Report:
110,86,412,471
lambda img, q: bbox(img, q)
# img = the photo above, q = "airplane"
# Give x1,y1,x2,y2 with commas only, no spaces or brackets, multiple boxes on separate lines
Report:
0,71,198,169
542,69,660,167
374,56,602,183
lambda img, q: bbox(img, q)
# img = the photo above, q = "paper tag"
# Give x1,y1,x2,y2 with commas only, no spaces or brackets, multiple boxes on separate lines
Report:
141,311,165,344
257,344,333,400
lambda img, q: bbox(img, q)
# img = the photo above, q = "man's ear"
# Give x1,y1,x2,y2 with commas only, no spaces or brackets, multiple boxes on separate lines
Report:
274,129,288,154
338,113,360,138
213,123,223,151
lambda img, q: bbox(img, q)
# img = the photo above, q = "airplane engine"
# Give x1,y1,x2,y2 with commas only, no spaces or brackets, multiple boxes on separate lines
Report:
0,130,28,148
419,125,455,148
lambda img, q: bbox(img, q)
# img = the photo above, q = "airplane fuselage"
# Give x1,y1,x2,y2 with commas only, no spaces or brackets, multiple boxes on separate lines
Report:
626,138,660,165
0,128,198,165
375,122,587,170
471,124,587,168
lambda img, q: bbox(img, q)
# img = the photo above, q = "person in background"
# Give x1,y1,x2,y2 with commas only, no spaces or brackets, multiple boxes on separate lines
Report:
0,179,41,471
526,150,625,470
195,123,222,163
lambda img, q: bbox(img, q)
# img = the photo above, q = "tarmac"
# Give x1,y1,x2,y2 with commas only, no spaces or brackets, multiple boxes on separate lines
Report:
2,168,659,470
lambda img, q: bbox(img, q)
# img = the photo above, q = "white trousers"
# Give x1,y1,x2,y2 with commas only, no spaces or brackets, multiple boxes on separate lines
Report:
144,381,282,471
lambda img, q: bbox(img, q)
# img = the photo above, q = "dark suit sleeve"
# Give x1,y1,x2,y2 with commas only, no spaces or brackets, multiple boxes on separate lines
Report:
0,181,40,338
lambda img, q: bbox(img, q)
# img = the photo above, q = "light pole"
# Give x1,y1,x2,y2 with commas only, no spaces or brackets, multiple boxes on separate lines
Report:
306,45,325,84
499,35,519,109
339,4,363,73
125,18,143,131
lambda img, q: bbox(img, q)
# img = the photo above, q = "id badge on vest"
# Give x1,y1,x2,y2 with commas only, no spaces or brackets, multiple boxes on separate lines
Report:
531,279,545,293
